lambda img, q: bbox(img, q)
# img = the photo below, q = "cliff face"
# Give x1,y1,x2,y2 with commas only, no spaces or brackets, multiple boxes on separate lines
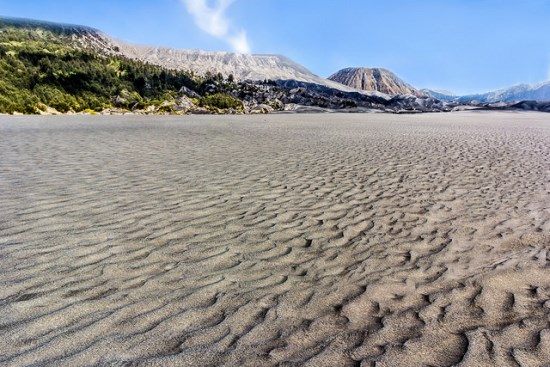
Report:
328,67,421,96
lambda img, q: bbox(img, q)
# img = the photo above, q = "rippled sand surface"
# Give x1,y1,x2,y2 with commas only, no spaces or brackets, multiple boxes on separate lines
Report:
1,112,550,366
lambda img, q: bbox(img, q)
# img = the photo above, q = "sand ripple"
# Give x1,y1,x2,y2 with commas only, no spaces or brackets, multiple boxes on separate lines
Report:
1,112,549,366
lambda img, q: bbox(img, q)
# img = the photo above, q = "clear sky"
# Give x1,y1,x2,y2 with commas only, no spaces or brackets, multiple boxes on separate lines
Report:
1,0,549,95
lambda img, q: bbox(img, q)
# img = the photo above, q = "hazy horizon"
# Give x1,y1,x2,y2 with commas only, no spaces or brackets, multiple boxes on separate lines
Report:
2,0,549,95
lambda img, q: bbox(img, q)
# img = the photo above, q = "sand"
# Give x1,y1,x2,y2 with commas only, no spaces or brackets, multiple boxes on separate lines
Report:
0,111,549,366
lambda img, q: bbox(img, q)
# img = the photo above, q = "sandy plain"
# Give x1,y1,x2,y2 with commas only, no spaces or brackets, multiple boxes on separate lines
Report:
0,112,549,366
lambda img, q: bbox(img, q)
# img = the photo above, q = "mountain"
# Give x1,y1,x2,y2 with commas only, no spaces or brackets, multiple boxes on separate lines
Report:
38,17,360,94
328,67,421,96
423,82,550,103
458,82,550,103
421,89,458,102
0,16,464,115
1,17,367,95
113,43,360,93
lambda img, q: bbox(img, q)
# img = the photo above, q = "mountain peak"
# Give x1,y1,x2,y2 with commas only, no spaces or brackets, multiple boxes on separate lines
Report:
328,67,421,96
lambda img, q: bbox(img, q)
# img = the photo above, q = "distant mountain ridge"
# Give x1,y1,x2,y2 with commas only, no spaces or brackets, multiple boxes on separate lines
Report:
458,81,550,103
328,67,422,96
423,82,550,103
420,89,458,102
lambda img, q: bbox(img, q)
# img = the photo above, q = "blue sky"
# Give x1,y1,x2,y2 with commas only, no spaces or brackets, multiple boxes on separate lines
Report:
1,0,549,94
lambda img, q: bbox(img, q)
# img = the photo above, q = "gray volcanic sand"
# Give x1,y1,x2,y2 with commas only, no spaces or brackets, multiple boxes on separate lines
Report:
1,112,550,367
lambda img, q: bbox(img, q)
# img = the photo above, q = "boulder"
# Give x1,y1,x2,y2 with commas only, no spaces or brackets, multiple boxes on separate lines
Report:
251,104,274,114
179,86,200,98
175,96,195,110
113,89,140,107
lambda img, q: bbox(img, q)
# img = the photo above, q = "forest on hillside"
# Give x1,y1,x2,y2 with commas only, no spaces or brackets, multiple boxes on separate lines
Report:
0,25,244,114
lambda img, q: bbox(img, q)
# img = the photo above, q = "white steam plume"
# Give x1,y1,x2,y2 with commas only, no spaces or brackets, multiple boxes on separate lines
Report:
181,0,251,54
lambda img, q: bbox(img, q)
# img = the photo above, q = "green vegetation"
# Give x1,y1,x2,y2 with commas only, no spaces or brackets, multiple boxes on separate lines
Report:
199,93,243,111
0,24,200,114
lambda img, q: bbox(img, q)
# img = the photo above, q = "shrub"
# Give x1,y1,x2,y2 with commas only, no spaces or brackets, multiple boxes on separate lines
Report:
199,93,243,110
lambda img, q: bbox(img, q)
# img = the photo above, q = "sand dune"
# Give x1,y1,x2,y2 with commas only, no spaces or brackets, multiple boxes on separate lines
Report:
0,112,549,366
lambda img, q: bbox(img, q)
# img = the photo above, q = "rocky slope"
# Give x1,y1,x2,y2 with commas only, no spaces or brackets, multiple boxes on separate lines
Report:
114,42,359,92
328,67,421,96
